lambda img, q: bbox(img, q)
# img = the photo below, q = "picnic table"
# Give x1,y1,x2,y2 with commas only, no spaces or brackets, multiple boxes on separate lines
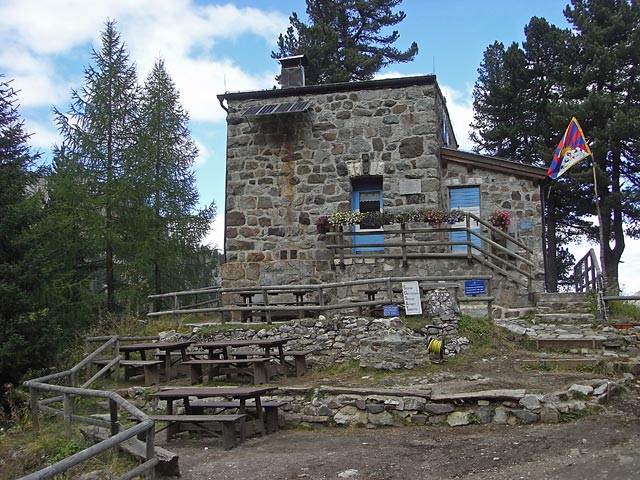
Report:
119,340,192,381
237,289,317,322
148,386,278,447
187,337,296,383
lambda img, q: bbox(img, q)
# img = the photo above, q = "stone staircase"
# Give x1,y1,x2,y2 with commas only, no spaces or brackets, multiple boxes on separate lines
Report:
495,292,640,372
533,292,595,318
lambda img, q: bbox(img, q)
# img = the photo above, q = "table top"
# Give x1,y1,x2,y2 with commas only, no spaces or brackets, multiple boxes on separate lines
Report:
194,337,295,349
149,386,276,400
119,340,193,352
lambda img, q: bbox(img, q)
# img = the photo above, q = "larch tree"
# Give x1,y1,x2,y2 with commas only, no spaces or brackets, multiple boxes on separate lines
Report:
132,58,216,310
54,20,140,312
272,0,418,84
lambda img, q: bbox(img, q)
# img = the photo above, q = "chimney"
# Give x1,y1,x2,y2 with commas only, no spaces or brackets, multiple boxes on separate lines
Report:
277,54,308,88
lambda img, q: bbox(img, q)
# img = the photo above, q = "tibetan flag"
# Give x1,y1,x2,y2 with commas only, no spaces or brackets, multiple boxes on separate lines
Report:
547,117,592,179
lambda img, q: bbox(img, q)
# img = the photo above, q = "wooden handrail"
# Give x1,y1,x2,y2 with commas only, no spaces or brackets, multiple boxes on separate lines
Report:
21,337,159,480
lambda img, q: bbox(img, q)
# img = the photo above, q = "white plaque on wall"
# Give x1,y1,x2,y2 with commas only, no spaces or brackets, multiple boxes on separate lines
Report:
399,179,422,195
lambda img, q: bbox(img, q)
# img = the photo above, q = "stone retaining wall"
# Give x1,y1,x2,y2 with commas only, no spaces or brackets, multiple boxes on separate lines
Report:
270,379,622,428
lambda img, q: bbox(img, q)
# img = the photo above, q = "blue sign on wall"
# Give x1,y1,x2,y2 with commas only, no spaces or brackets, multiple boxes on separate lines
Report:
464,280,486,296
383,305,400,316
519,221,533,232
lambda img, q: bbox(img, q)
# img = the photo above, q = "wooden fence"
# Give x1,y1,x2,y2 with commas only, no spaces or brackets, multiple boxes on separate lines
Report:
20,336,158,480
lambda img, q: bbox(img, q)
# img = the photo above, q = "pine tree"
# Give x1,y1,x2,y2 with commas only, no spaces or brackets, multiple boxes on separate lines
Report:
0,76,56,383
132,58,215,309
54,20,140,312
470,1,640,293
272,0,418,84
561,0,640,293
0,76,43,320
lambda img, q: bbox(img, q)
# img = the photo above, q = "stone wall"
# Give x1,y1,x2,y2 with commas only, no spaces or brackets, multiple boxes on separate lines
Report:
222,79,449,288
220,76,544,307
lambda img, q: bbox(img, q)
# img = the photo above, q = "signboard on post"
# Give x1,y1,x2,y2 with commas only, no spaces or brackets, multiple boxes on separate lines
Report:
383,305,400,317
402,281,423,315
464,280,486,296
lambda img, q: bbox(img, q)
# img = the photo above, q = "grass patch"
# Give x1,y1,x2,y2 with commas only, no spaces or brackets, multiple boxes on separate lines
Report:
608,300,640,321
0,420,138,479
401,314,434,332
576,360,617,376
458,315,498,350
559,405,603,423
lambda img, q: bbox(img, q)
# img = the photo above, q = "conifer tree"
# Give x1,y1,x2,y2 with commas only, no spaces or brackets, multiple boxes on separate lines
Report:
54,20,140,312
0,76,55,383
471,0,640,292
132,58,215,308
272,0,418,84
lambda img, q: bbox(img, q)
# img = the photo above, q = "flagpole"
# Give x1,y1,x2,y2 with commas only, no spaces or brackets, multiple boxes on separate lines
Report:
592,162,607,285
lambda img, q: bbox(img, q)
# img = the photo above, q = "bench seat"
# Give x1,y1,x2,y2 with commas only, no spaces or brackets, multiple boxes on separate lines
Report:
182,358,272,384
92,358,163,385
149,414,247,449
189,400,288,434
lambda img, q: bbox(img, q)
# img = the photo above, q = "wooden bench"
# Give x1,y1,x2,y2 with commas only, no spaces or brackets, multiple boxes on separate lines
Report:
92,359,163,386
182,358,272,384
148,414,247,450
232,349,314,377
190,400,288,434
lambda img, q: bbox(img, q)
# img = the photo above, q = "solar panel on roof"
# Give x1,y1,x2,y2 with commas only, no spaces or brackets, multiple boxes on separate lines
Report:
243,105,262,116
289,101,312,112
274,102,294,113
258,104,278,114
243,100,312,117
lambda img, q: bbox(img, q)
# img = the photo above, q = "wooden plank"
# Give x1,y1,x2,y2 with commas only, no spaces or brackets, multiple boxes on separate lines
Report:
430,389,526,402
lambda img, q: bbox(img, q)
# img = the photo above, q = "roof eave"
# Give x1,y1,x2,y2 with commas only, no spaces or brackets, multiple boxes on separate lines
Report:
440,147,548,181
217,75,437,102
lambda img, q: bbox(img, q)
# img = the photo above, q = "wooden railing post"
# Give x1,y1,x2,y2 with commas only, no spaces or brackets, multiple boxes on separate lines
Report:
146,426,156,480
263,288,271,324
385,278,393,303
114,337,120,383
466,214,472,261
400,223,408,269
109,398,119,436
339,226,346,270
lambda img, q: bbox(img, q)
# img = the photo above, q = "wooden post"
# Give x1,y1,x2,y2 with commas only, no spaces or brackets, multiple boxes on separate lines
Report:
386,278,393,304
114,337,120,383
109,398,119,436
338,226,345,270
63,392,73,439
466,214,472,262
263,288,271,324
145,426,156,480
173,294,179,327
400,223,408,269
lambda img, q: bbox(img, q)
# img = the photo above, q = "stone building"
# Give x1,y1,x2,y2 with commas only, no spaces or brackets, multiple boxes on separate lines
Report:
217,58,548,308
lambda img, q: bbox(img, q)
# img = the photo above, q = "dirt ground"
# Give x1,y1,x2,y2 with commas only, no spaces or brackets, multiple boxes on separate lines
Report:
160,349,640,480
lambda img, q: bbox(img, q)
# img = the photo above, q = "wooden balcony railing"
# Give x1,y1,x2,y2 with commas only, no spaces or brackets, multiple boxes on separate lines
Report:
325,213,535,291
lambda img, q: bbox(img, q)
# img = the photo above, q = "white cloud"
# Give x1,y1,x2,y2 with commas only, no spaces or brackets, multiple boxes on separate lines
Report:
0,0,287,116
24,117,61,151
439,84,475,151
202,214,225,251
166,57,277,123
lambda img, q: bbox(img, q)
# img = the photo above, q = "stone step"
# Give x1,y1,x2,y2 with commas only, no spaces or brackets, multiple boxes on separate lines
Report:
533,292,593,314
535,337,604,350
521,358,640,375
534,313,596,324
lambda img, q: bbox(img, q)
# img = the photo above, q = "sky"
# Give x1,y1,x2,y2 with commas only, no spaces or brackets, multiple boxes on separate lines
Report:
1,0,638,294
